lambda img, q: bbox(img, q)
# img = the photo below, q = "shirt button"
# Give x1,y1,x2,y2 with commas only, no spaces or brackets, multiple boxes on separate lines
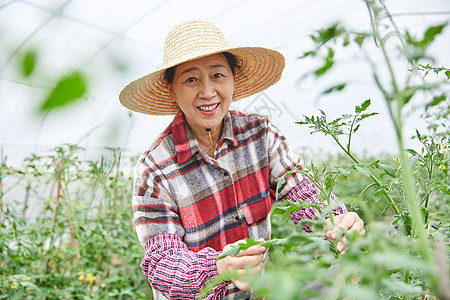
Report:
235,216,240,221
223,171,229,177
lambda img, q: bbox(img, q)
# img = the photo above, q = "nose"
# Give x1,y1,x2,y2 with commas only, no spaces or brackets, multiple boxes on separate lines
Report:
198,78,216,100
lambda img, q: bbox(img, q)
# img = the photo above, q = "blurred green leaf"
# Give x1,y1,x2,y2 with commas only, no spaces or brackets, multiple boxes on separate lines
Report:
426,94,447,110
21,48,37,77
371,251,429,271
382,277,423,295
354,33,367,47
354,165,371,177
420,23,447,47
311,23,345,44
342,286,378,300
40,71,87,111
322,83,346,95
406,23,446,49
315,48,334,76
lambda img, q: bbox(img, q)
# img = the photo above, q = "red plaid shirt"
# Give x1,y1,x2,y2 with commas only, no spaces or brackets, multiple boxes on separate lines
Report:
132,110,347,299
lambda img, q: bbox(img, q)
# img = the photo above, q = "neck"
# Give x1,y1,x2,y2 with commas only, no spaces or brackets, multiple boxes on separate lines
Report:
190,123,223,157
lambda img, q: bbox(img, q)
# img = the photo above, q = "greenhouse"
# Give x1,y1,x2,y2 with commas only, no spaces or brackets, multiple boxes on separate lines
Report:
1,0,449,299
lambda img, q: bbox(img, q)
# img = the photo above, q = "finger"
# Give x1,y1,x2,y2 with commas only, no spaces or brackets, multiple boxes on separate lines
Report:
348,218,365,234
238,244,266,256
233,279,250,291
236,262,264,275
232,253,264,269
336,241,346,254
335,212,358,230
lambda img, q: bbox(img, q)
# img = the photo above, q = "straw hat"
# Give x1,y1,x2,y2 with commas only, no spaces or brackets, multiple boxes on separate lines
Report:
119,20,285,115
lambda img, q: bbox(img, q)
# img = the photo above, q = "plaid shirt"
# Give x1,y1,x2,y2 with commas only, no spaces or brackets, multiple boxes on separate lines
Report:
132,110,347,299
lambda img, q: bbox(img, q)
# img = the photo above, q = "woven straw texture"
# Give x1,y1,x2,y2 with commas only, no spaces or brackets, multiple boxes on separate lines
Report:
119,20,285,115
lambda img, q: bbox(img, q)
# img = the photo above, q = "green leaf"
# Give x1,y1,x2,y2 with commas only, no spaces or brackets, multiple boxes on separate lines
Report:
311,23,345,44
354,33,367,47
342,286,378,300
216,238,289,260
20,281,42,291
372,161,396,178
445,70,450,79
10,289,26,300
299,51,316,59
21,48,37,77
356,112,378,122
322,83,346,95
355,99,371,113
419,23,447,47
371,251,430,271
40,71,87,111
405,149,418,156
354,165,372,177
314,48,334,76
381,278,423,295
440,186,450,195
426,94,446,110
216,244,241,260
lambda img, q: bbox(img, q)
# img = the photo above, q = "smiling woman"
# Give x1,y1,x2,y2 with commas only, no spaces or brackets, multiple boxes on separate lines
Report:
118,20,363,300
169,54,235,151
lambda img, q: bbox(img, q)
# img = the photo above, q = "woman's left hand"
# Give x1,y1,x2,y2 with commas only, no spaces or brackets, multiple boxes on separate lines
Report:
325,212,365,255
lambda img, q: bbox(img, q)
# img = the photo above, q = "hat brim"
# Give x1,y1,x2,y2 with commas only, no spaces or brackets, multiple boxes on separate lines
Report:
119,47,285,115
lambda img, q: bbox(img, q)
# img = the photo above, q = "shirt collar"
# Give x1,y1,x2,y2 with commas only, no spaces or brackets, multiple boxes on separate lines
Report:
172,110,238,164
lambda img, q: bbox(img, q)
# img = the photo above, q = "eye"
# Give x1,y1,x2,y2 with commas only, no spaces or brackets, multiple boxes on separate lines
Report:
213,73,224,78
185,77,197,82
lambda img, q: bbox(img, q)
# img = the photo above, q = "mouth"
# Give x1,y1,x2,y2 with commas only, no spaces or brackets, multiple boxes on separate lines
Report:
197,103,219,112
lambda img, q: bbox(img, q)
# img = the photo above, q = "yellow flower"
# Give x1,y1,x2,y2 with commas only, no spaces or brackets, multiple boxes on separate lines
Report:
22,276,30,281
46,198,51,203
393,156,399,163
9,278,18,290
85,273,96,284
78,274,85,281
440,142,449,151
413,170,418,175
439,165,446,171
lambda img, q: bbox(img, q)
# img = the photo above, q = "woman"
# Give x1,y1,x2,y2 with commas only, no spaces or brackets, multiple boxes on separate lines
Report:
119,20,364,300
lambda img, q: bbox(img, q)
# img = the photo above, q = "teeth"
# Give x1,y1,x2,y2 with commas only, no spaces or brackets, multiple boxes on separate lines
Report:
198,104,218,112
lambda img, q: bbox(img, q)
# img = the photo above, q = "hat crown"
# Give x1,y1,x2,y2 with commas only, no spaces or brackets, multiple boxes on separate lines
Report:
163,20,230,66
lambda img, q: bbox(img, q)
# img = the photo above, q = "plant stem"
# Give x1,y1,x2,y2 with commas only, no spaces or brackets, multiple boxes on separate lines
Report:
331,133,402,216
365,0,437,289
112,151,121,230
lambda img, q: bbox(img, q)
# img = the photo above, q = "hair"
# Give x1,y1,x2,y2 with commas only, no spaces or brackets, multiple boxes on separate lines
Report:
164,52,241,86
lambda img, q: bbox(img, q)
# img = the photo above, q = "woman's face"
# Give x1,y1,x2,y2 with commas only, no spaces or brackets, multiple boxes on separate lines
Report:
170,54,235,135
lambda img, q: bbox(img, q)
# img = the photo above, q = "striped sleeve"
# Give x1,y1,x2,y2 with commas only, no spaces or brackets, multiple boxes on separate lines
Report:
284,177,347,227
141,233,228,299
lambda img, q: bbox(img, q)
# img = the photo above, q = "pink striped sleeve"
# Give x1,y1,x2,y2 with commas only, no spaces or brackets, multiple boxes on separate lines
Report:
141,233,228,299
284,177,347,228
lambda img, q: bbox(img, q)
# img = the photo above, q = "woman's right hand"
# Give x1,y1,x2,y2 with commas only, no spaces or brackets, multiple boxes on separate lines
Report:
216,239,267,291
